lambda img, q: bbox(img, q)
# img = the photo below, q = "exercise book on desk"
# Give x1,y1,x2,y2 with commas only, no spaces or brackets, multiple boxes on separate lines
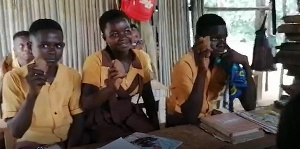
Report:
236,107,279,134
98,138,139,149
124,132,182,149
98,133,182,149
200,113,264,144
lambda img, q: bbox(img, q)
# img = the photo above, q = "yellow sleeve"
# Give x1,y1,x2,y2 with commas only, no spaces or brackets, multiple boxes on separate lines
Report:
167,61,194,113
69,71,83,115
0,59,5,83
0,57,9,88
82,53,102,88
1,71,24,120
0,59,5,118
137,50,152,83
143,51,153,72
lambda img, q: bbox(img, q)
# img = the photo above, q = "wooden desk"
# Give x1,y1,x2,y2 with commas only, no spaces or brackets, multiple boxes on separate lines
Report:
150,125,276,149
73,125,276,149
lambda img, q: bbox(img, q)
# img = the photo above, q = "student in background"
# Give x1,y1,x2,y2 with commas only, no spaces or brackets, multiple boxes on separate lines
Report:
81,10,159,144
0,31,33,149
0,31,34,114
130,24,156,80
166,14,256,127
131,24,144,50
2,19,84,149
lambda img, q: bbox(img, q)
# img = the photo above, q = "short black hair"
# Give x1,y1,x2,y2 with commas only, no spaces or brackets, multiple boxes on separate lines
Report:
195,14,226,37
130,24,141,36
29,19,63,36
99,9,128,34
13,31,29,40
130,24,139,30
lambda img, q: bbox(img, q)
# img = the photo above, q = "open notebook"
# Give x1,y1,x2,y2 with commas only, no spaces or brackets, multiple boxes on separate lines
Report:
98,138,139,149
236,107,279,134
99,132,182,149
124,132,182,149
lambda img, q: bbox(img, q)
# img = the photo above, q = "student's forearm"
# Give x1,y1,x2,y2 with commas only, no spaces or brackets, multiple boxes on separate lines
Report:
82,87,115,110
67,113,84,148
7,93,37,138
240,64,257,111
142,82,159,129
181,69,207,124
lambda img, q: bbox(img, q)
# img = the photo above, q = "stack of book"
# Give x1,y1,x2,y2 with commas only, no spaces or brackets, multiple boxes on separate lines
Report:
200,113,265,144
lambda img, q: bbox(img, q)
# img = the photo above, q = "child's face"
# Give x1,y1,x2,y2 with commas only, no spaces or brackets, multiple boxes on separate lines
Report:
200,25,228,57
104,18,133,53
13,36,34,62
30,29,64,66
131,28,143,50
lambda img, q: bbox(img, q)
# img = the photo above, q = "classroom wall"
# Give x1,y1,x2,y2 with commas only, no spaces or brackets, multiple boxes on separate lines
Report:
0,0,202,85
0,0,118,72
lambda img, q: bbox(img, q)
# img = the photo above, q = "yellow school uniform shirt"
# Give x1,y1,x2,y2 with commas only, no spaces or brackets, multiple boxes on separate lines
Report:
0,53,20,117
1,63,82,144
139,50,153,72
82,49,151,94
0,53,20,87
167,51,227,118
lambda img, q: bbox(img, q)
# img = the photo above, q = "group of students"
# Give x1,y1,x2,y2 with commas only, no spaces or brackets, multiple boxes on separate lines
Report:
1,8,296,149
0,9,161,149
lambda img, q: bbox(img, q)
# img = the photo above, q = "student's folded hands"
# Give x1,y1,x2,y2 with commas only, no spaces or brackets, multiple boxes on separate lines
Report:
107,60,126,90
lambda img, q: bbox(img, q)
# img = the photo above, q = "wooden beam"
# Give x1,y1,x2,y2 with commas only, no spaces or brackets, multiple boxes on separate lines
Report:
204,6,270,11
279,0,287,99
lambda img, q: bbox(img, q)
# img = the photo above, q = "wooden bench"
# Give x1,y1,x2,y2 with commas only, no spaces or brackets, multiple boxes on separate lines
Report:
131,80,168,124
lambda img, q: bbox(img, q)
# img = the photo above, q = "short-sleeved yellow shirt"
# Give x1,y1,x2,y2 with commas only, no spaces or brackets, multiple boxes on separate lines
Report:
82,49,152,95
0,53,20,78
0,53,20,92
1,63,82,144
0,53,20,117
167,51,227,118
139,50,153,72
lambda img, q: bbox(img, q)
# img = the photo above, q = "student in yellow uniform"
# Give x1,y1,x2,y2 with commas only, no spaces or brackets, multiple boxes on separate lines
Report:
1,19,84,149
0,31,34,113
81,10,159,144
0,31,33,78
0,31,33,149
130,24,155,79
130,24,144,50
166,14,256,126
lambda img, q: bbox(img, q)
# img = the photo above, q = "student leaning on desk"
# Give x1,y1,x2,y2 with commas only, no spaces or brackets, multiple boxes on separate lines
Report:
166,14,257,127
